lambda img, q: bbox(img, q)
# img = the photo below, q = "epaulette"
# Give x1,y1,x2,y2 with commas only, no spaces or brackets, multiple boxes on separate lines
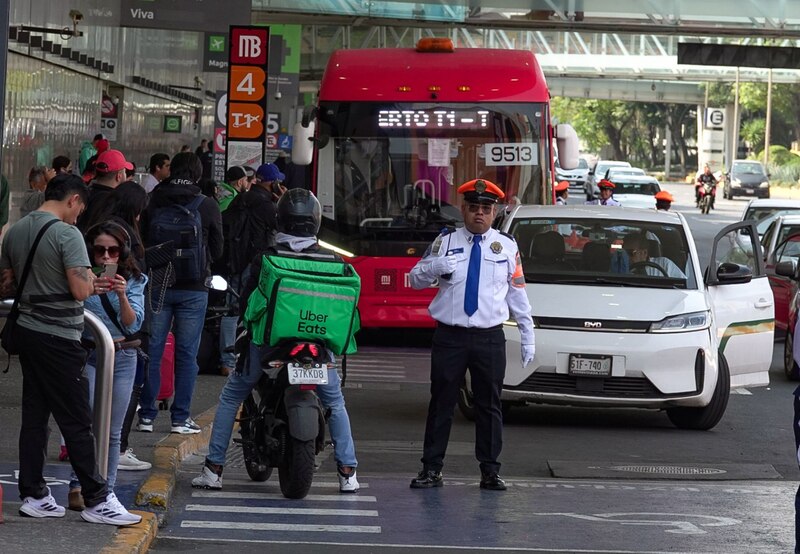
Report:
500,231,516,242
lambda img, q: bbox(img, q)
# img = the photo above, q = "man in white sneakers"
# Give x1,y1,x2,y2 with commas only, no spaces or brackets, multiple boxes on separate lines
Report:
2,174,140,525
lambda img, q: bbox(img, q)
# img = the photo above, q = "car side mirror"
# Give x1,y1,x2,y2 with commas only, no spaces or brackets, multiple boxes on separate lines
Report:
715,262,752,284
776,260,797,279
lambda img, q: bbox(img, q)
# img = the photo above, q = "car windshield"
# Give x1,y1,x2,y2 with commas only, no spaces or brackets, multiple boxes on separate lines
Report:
733,162,766,175
509,217,695,289
612,181,660,195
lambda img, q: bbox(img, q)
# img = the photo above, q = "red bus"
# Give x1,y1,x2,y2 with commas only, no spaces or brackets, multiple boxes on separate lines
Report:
293,38,578,328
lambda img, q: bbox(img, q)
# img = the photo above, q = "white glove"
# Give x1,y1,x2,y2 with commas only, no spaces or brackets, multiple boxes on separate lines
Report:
429,255,458,276
521,344,535,368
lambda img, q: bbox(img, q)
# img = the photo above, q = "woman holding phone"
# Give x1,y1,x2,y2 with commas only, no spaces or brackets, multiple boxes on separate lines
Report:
67,222,147,512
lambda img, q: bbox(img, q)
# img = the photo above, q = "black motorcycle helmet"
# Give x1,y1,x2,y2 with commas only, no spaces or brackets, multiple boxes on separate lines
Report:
276,188,322,237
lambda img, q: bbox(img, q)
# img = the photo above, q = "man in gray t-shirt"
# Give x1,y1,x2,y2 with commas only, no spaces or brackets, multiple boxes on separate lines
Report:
0,174,138,524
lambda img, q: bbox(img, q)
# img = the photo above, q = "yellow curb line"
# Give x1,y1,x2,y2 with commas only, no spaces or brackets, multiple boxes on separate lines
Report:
100,405,217,554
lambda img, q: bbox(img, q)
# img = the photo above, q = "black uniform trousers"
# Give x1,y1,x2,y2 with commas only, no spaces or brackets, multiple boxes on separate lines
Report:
422,323,506,474
17,327,108,507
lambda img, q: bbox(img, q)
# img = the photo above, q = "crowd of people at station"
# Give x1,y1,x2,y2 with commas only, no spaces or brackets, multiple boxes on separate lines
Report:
2,134,345,526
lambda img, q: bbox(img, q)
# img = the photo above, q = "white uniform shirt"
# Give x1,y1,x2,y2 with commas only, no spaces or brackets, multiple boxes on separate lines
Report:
585,197,621,206
410,227,535,345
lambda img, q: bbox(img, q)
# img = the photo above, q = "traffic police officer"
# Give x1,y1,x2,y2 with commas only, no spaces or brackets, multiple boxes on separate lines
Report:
586,179,621,206
555,181,569,205
654,190,674,211
408,178,535,491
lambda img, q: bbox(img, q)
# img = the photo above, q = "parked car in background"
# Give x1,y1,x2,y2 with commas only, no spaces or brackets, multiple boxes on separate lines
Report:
741,199,800,238
723,160,770,199
610,175,662,209
761,214,800,334
606,167,647,180
556,157,590,194
458,206,773,430
585,160,632,200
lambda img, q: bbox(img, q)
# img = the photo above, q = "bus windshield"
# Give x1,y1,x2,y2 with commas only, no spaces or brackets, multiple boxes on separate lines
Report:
315,101,550,254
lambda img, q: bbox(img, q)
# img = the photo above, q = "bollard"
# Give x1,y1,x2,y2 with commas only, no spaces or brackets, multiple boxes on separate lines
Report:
0,302,115,481
85,311,114,479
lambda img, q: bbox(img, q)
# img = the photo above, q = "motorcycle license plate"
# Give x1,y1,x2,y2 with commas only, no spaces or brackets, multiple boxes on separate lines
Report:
288,363,329,385
568,354,612,377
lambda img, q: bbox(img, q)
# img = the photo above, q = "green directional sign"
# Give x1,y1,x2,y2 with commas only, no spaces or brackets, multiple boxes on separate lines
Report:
163,115,182,133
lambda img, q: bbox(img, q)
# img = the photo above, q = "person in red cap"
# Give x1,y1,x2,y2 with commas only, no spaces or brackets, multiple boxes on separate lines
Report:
586,179,621,206
555,180,569,205
78,149,135,231
655,190,674,211
408,178,534,492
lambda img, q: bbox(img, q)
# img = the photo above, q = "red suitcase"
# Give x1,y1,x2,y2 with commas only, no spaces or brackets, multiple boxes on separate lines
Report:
157,331,175,410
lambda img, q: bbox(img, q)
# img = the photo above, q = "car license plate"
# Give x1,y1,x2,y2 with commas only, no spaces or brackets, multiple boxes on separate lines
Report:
288,363,329,385
568,354,612,377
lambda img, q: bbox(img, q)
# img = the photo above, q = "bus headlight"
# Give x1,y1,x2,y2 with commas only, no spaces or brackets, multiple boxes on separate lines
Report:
651,311,710,333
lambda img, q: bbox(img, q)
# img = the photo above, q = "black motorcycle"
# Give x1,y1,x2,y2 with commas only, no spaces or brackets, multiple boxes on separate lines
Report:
234,339,329,499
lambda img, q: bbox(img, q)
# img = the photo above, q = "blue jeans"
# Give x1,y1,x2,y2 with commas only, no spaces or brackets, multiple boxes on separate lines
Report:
139,288,208,424
219,316,237,370
207,342,357,469
70,348,137,491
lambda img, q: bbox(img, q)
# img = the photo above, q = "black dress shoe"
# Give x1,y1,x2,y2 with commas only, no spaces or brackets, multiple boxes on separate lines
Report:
479,472,507,491
410,469,443,489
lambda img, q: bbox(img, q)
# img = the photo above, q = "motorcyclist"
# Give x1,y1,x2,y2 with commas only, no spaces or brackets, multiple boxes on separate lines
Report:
192,189,360,493
695,165,718,209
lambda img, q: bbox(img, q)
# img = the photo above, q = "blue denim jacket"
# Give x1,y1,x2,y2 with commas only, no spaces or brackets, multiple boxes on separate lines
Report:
83,274,148,339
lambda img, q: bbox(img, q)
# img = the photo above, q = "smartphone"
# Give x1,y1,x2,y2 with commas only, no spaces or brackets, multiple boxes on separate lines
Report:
102,262,118,279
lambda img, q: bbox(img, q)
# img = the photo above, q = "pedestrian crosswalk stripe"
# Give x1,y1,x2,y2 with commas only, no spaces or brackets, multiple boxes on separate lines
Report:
186,504,379,517
192,490,377,502
181,520,382,533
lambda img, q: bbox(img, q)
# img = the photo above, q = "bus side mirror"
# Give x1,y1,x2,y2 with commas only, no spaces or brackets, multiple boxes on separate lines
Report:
292,119,316,166
555,123,579,170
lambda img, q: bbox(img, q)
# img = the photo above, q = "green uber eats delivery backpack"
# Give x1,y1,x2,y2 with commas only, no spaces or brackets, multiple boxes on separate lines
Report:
243,249,361,356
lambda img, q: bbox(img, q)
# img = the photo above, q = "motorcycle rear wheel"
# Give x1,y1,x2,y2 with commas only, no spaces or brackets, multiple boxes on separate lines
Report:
279,437,316,499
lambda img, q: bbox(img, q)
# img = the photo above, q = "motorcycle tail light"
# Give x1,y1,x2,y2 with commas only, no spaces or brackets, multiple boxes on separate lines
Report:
300,384,317,391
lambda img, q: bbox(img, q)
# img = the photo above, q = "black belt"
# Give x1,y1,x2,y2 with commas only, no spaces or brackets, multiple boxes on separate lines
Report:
81,338,142,351
437,322,503,333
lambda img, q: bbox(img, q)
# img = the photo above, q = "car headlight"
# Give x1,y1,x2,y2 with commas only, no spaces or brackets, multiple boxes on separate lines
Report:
650,311,710,333
731,179,741,187
759,181,770,188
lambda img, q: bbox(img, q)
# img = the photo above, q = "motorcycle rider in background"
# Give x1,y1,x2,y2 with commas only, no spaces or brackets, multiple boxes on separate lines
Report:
192,189,360,493
695,164,718,209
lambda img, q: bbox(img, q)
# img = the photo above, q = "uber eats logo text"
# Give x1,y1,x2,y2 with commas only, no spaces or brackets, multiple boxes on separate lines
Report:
298,310,328,334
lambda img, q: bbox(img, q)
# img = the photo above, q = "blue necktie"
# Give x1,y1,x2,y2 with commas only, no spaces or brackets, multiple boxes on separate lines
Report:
464,235,482,316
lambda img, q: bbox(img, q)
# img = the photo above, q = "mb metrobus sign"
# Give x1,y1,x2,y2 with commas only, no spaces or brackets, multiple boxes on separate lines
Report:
226,26,270,170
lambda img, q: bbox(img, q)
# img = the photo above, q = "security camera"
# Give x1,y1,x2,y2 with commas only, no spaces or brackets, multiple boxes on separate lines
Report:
274,90,282,100
69,9,84,22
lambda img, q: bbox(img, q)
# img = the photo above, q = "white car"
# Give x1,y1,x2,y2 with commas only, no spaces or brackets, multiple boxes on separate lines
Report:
608,175,661,210
459,206,774,430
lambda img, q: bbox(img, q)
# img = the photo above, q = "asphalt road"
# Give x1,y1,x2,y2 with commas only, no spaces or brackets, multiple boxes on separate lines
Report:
153,185,798,553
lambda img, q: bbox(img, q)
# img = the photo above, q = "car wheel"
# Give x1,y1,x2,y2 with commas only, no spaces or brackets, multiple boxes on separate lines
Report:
785,330,800,381
666,354,730,431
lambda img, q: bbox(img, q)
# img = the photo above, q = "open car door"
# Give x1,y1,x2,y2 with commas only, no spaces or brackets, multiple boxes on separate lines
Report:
706,221,774,388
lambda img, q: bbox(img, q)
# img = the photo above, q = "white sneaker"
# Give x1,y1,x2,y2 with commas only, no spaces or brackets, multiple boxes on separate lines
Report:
338,469,360,493
136,418,154,433
171,418,201,434
19,488,65,518
118,449,152,471
191,465,223,489
81,492,141,526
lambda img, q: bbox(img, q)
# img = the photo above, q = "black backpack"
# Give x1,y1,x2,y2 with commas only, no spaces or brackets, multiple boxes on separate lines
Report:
148,195,206,283
224,193,256,275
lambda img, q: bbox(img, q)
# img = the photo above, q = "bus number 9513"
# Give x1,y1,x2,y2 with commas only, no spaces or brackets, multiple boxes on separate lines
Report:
484,143,538,166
